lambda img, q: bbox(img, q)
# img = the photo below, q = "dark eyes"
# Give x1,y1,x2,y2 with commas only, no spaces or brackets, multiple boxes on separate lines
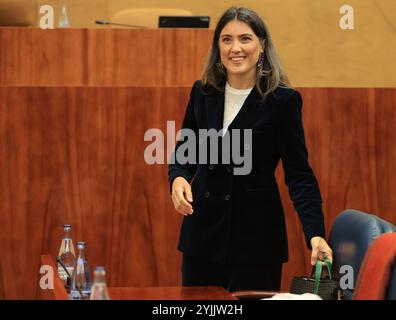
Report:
221,36,252,43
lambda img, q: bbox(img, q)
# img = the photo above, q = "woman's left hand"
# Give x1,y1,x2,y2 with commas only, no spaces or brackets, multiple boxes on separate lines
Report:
310,236,333,266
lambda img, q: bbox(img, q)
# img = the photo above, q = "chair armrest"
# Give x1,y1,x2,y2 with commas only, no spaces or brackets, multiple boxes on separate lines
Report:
231,290,278,300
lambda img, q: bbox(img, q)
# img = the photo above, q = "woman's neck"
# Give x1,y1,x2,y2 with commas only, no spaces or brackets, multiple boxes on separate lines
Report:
227,75,255,89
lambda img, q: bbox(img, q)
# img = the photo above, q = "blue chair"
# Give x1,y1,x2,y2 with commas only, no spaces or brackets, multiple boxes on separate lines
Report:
353,233,396,299
232,209,396,300
328,209,396,300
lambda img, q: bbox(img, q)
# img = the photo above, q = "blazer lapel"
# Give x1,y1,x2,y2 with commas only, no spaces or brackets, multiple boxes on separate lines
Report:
227,87,263,131
205,87,263,132
205,91,225,132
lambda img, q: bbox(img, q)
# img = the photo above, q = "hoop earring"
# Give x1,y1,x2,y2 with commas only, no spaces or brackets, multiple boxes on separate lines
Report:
257,52,265,76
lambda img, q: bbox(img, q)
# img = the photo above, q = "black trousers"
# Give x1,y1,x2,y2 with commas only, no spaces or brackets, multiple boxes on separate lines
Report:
182,254,282,292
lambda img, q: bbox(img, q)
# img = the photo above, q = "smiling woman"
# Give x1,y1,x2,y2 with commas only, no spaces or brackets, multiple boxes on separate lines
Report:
201,7,290,100
218,20,263,89
168,6,333,293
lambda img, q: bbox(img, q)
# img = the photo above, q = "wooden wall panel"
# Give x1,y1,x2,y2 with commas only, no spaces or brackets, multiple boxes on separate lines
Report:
28,0,396,87
300,88,396,225
279,88,396,290
0,28,87,86
1,87,396,298
2,21,396,89
0,86,189,299
0,28,211,86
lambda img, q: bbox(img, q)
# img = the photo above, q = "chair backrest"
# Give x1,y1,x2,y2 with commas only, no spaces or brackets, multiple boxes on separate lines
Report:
328,209,396,299
376,215,396,233
387,263,396,299
111,8,193,28
353,233,396,300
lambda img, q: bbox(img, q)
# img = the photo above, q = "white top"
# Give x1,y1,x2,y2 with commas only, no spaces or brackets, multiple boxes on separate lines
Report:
223,82,253,135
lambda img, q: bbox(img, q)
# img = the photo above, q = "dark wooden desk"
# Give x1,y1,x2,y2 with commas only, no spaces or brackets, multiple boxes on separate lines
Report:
108,286,236,300
37,255,236,300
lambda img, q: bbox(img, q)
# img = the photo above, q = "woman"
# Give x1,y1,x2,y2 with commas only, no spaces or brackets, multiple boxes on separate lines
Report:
168,7,332,292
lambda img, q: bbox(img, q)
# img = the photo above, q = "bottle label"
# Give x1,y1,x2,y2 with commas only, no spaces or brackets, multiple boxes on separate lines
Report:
58,266,74,283
70,289,91,300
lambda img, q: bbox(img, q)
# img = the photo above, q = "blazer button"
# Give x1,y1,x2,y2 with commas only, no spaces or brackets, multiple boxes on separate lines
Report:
208,164,214,170
204,191,210,198
227,166,232,173
225,194,231,201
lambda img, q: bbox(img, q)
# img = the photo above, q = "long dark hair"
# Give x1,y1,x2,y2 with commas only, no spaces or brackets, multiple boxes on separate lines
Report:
202,7,290,99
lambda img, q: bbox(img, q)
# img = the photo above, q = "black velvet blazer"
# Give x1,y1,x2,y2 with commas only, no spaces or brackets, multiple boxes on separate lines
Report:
168,80,325,264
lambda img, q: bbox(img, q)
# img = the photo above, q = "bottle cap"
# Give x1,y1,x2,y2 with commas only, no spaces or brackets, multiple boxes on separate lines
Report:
94,266,106,273
77,241,86,249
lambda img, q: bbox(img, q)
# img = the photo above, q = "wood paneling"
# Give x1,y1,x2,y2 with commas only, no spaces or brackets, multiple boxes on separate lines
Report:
0,28,211,86
0,86,189,299
31,0,396,87
279,88,396,290
1,86,396,298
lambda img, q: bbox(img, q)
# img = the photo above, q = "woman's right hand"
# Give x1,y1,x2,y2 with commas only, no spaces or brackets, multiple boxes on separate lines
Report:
171,177,193,216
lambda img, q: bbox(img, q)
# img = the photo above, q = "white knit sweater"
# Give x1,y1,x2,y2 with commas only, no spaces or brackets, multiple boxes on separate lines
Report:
222,82,253,135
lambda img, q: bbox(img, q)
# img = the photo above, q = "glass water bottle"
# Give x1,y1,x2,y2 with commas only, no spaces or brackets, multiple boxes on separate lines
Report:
58,4,70,28
70,241,92,300
90,266,111,300
57,224,76,288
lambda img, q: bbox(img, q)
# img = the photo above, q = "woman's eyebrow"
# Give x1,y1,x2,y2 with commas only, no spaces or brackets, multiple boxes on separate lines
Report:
220,33,254,38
